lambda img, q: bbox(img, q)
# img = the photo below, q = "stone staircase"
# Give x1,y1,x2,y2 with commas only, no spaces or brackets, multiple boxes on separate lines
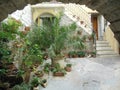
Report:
96,40,119,57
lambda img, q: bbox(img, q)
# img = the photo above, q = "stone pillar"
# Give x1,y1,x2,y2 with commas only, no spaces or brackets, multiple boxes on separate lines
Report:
98,15,105,40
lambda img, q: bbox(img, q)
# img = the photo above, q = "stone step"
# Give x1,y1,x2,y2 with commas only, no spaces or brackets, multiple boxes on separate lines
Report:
97,54,119,57
96,47,112,51
96,43,109,47
96,40,108,44
97,50,117,55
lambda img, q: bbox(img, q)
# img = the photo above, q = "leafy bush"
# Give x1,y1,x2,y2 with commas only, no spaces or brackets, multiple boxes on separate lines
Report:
30,77,40,87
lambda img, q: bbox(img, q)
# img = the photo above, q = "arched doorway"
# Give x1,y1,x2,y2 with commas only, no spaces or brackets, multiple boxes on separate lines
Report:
36,13,55,26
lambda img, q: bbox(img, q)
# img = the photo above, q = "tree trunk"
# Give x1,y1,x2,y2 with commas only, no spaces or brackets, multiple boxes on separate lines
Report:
51,58,57,67
24,70,31,83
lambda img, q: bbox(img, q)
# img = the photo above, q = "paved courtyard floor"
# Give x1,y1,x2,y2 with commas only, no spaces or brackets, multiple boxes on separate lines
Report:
39,56,120,90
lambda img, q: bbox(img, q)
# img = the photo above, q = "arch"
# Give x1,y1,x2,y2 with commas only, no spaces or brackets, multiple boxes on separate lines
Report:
35,12,55,25
35,12,55,23
40,12,54,17
0,0,120,43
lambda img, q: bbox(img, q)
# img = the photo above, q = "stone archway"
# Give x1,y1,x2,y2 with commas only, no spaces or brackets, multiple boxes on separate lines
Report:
0,0,120,43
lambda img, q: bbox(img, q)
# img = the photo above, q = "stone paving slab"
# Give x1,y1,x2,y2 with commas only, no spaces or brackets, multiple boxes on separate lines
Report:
38,56,120,90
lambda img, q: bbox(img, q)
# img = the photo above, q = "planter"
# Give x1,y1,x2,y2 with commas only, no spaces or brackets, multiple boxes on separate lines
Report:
0,82,10,90
53,72,65,76
16,44,23,48
6,64,17,70
41,79,47,88
35,71,44,77
34,64,39,68
25,27,30,31
32,86,39,90
4,75,23,88
30,77,40,90
51,55,64,67
35,73,44,77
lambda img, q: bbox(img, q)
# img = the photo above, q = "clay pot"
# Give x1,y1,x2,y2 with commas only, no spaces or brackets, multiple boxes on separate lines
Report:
65,67,72,72
53,72,64,76
24,27,30,31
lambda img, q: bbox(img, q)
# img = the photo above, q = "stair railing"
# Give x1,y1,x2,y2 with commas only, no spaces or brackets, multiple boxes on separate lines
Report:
92,30,97,57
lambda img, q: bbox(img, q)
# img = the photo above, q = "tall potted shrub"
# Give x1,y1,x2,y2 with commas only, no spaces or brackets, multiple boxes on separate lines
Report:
47,17,77,66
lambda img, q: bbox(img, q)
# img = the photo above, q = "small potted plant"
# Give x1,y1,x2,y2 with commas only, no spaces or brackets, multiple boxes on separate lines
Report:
43,63,51,74
77,30,82,35
30,77,40,90
35,70,44,77
52,67,66,77
77,51,86,57
40,79,47,88
90,51,96,57
68,51,77,58
65,63,72,72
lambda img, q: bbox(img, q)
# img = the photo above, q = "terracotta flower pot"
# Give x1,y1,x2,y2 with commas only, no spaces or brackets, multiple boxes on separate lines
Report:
53,72,64,76
65,67,72,72
25,27,30,31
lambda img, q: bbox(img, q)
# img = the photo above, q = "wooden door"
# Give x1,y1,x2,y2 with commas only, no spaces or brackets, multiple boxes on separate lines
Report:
91,15,98,40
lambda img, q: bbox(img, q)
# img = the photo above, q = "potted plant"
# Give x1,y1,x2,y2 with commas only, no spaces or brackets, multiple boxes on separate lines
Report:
53,68,66,77
90,51,96,57
43,63,51,74
30,77,40,90
0,82,10,90
35,70,44,77
65,63,72,72
21,43,44,83
68,51,77,58
0,69,7,81
77,51,86,57
52,63,66,76
40,79,47,88
12,83,30,90
45,16,77,66
77,30,82,35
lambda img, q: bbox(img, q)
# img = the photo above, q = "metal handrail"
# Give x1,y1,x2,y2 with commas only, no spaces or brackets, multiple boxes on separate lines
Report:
92,30,97,57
